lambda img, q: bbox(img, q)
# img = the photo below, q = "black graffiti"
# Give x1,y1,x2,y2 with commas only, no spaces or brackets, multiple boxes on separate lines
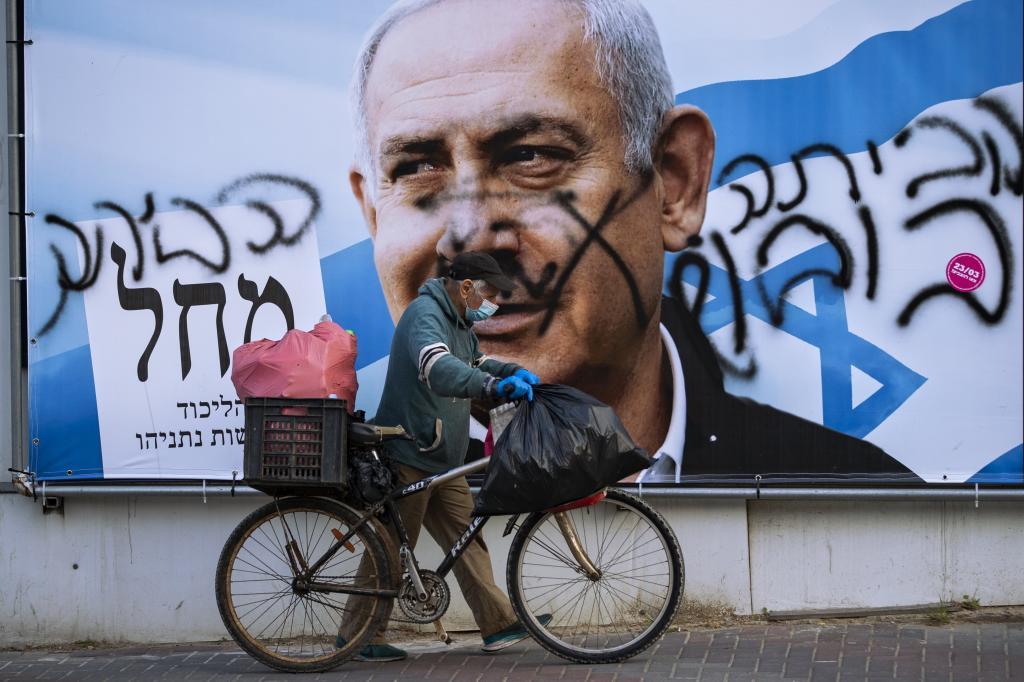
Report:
421,176,656,337
673,93,1020,379
982,132,1002,196
757,215,854,289
95,200,146,281
777,143,861,211
545,188,650,334
867,141,883,175
716,154,774,234
710,231,746,353
37,216,104,337
973,96,1023,195
897,198,1013,327
857,205,880,301
155,198,231,273
37,173,319,338
668,251,710,320
902,116,984,198
214,173,321,254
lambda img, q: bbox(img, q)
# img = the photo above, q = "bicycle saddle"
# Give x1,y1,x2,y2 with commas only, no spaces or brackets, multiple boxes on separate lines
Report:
348,422,413,445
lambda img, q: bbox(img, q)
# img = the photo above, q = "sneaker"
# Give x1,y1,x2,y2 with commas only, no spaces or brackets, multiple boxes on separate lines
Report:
335,636,407,662
481,614,552,653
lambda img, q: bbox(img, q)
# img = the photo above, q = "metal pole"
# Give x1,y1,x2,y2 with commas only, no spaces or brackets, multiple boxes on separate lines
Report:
12,483,1024,501
5,0,28,476
622,486,1024,501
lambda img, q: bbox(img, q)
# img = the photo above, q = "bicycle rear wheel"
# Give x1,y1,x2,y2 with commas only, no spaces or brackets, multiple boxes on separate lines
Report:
215,496,393,673
507,488,683,663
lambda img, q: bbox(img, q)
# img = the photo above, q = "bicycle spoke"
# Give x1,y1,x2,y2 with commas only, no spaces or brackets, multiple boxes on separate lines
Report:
234,586,293,619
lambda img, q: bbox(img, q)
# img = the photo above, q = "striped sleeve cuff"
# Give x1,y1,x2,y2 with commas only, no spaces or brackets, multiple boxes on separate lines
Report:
417,342,451,388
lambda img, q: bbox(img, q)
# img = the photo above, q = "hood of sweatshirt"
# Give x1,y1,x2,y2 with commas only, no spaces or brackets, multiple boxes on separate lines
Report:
419,277,470,328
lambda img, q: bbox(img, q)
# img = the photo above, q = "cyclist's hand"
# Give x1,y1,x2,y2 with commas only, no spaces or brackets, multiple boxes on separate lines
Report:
513,368,541,385
497,375,534,401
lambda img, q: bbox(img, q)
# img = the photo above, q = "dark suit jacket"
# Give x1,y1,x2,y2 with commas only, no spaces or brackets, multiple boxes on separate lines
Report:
662,294,920,482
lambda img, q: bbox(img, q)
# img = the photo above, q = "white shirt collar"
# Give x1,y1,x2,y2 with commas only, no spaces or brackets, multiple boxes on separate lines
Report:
638,323,687,482
470,323,686,480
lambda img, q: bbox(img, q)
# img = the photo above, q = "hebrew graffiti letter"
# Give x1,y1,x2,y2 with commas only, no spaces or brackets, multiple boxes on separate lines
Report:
38,215,104,337
215,174,321,253
898,198,1012,327
153,198,230,273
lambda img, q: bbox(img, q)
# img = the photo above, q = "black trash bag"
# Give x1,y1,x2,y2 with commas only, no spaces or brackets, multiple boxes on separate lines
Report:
348,449,395,507
473,384,651,516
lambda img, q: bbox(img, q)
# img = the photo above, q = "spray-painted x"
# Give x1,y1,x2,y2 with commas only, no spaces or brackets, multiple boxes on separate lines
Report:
540,189,647,335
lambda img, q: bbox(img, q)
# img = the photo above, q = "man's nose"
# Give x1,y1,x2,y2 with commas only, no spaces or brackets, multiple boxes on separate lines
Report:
435,168,521,260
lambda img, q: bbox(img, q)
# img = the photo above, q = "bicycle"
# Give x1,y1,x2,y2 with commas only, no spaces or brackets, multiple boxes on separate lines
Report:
216,413,684,673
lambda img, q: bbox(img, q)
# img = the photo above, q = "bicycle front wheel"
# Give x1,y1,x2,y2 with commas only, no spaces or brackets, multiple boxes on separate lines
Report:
215,496,394,673
507,488,683,663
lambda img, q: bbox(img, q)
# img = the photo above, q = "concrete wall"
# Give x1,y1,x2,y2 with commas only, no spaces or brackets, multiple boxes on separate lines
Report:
748,500,1024,612
2,492,1021,646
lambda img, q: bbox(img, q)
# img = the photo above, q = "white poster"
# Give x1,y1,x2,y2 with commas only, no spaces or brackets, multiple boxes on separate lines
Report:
80,199,326,478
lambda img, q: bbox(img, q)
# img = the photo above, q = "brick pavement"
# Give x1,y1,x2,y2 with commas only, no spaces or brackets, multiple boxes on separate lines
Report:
1,621,1021,681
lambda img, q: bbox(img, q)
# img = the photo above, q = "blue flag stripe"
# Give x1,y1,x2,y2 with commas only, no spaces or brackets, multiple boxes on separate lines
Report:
679,0,1023,187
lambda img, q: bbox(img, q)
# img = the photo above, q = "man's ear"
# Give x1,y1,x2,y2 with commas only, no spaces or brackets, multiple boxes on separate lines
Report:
349,166,378,239
655,105,715,252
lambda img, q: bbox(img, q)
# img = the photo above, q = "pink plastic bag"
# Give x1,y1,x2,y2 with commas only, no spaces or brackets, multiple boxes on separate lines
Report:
231,322,358,412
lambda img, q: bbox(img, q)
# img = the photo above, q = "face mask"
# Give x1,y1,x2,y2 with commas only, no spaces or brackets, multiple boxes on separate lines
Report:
465,284,499,322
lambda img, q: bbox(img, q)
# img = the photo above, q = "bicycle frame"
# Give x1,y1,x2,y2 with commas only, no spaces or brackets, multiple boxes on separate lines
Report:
291,454,492,598
285,451,600,599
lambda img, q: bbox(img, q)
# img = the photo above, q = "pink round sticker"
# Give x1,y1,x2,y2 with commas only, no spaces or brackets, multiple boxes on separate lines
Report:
946,253,986,292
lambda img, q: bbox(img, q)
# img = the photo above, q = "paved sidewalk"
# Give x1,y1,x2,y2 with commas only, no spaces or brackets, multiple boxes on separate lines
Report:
1,621,1021,681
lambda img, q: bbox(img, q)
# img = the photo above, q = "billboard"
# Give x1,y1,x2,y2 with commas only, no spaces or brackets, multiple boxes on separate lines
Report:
24,0,1022,485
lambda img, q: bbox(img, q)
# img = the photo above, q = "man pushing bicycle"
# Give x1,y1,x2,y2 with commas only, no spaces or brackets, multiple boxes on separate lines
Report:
339,252,542,662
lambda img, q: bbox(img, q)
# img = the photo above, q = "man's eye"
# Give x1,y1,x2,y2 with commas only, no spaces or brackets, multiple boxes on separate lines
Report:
507,148,541,162
392,160,440,179
502,146,570,175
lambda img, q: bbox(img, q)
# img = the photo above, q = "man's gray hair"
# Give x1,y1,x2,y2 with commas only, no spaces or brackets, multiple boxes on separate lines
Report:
351,0,674,177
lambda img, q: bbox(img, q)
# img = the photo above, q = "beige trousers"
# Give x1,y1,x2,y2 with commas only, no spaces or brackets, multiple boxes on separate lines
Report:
345,463,517,643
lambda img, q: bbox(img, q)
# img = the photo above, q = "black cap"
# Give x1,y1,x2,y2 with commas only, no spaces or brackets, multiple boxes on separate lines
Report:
449,252,518,291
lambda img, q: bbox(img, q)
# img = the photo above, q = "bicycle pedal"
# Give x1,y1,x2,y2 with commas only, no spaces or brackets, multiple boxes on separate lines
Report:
433,620,451,644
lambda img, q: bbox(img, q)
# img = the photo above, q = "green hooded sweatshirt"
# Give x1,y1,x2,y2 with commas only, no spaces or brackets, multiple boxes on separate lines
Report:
373,278,521,473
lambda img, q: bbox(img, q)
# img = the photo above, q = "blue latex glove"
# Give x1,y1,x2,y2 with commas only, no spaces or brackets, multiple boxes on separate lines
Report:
497,375,534,401
513,368,541,385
